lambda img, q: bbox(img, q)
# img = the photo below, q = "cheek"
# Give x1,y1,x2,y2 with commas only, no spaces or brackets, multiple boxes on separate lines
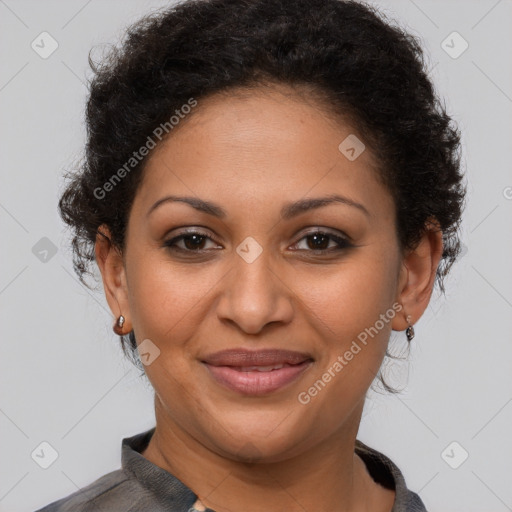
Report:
293,264,396,426
294,252,398,400
125,249,225,346
124,255,216,401
299,254,397,342
126,239,398,352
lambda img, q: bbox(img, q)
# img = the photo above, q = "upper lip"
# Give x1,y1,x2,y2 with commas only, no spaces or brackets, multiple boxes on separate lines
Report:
201,349,313,367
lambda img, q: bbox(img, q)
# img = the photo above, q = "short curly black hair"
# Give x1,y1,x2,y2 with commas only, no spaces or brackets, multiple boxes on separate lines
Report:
59,0,466,379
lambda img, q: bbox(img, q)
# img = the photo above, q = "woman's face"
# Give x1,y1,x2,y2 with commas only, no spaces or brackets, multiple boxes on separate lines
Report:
106,84,412,462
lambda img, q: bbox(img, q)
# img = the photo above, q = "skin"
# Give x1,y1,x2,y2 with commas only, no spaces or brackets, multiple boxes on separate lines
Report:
95,82,443,512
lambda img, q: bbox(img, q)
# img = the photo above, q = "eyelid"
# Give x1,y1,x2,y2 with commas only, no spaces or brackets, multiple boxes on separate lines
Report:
293,226,352,243
164,227,219,242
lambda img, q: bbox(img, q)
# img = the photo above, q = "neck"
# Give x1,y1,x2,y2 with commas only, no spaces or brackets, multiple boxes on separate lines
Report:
141,395,394,512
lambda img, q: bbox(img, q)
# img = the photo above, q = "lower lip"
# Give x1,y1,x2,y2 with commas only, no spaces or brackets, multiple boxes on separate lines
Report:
203,361,313,396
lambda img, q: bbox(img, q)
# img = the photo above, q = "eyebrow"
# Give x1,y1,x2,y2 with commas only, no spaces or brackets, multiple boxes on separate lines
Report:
147,194,370,219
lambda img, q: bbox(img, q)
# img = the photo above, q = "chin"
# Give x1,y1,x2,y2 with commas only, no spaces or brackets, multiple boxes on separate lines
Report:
198,409,315,464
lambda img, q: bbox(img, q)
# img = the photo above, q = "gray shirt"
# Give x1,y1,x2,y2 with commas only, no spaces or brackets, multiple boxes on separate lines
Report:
36,427,428,512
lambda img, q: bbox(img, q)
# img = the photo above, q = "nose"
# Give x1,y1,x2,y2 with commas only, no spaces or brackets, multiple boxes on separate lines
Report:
215,244,294,335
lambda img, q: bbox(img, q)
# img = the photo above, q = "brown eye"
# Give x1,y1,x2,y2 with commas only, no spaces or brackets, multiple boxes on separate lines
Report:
179,234,208,250
164,230,221,253
292,231,352,253
305,233,331,250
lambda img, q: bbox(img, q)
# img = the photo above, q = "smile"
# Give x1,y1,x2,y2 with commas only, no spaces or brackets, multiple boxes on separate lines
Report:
201,349,314,396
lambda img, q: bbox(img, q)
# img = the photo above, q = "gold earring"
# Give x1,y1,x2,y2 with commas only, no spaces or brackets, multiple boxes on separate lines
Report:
405,314,415,342
113,315,125,335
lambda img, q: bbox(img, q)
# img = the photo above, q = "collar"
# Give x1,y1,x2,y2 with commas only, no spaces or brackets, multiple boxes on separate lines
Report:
122,427,216,511
122,427,418,511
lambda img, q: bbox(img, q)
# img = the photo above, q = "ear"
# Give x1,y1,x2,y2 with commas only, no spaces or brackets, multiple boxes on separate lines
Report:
392,218,444,331
95,224,132,333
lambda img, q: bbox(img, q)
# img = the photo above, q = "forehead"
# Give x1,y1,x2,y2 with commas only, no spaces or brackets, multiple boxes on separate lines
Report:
134,84,393,223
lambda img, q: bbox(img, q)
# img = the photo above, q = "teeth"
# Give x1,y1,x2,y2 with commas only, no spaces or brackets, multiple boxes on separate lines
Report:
239,364,285,372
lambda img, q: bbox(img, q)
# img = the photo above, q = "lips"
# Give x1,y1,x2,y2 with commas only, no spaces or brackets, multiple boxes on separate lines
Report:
202,349,314,395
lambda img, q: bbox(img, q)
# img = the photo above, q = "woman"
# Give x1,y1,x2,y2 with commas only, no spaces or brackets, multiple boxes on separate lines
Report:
37,0,465,510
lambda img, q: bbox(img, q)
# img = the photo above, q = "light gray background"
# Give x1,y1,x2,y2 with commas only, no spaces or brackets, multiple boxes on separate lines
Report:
1,1,511,511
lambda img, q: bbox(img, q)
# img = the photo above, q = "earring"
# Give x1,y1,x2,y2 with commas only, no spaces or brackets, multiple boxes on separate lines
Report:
113,315,125,335
405,314,415,342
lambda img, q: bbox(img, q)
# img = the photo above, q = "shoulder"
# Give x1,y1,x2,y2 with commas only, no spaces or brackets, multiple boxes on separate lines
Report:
34,468,159,512
34,427,199,512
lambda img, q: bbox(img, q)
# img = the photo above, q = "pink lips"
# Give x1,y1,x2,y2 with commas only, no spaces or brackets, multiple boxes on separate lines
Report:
202,349,313,396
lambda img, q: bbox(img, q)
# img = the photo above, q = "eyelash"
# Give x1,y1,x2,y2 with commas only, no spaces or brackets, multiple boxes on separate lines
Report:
163,228,353,255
